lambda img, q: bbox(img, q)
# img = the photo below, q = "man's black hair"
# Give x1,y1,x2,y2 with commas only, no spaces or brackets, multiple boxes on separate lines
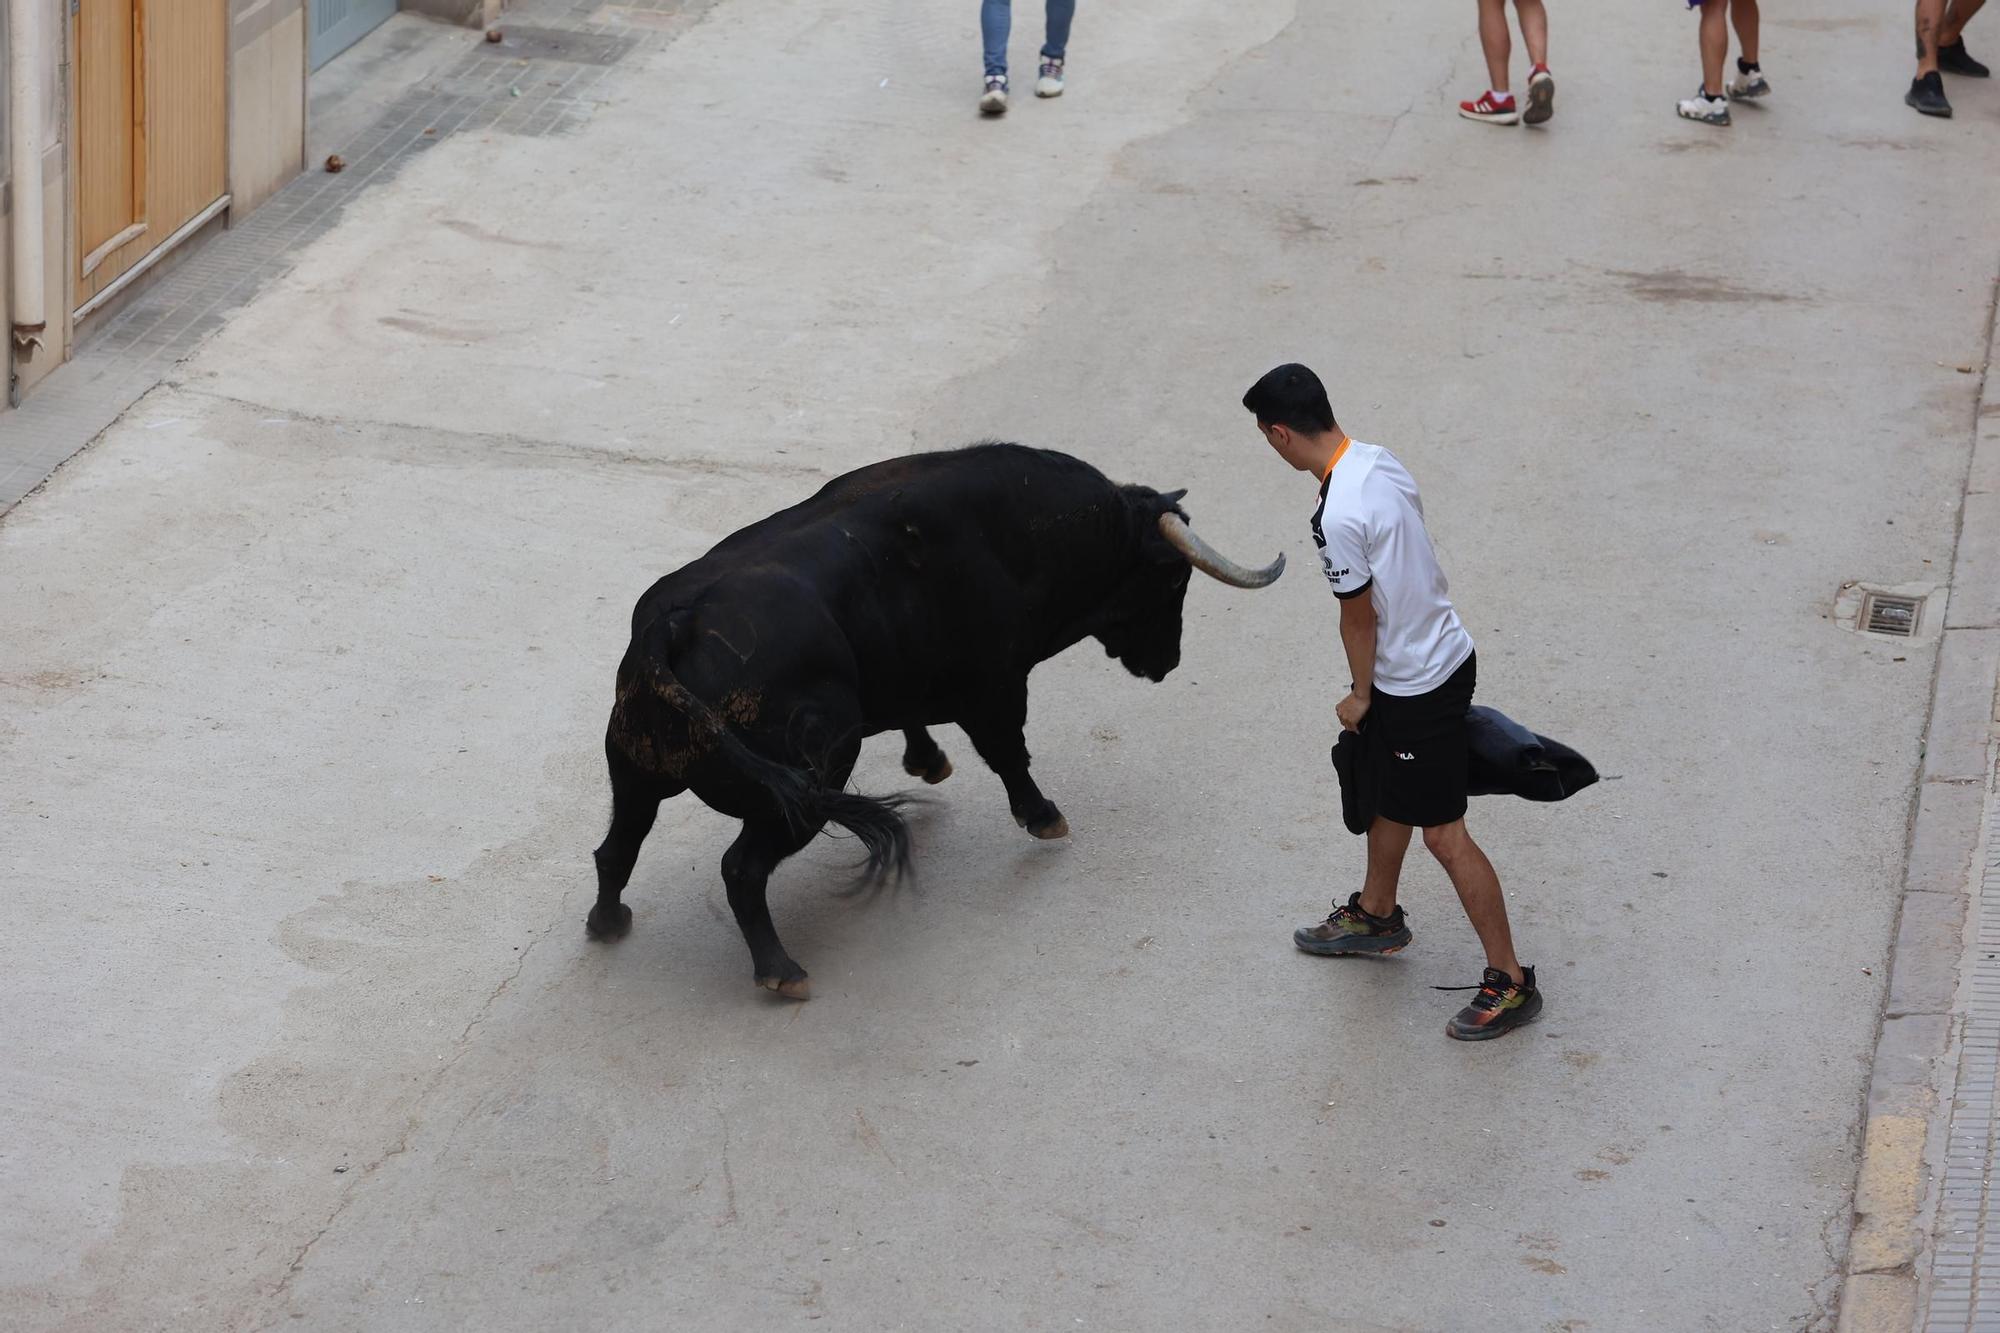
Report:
1242,363,1337,435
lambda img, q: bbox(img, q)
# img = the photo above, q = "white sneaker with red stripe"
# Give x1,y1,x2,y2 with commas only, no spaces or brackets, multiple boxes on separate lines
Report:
1458,91,1520,124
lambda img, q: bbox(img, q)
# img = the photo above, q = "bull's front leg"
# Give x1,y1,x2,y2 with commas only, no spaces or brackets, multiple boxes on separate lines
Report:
962,683,1069,840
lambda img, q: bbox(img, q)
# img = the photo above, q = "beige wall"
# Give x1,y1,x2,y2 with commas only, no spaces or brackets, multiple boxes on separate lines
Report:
228,0,306,217
2,0,73,399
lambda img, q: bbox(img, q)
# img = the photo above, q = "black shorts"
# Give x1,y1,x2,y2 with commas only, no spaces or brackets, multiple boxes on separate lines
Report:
1367,652,1476,829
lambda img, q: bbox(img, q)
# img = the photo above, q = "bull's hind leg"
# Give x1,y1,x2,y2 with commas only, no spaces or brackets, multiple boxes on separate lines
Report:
900,727,954,785
963,682,1069,840
720,818,818,1000
588,744,675,940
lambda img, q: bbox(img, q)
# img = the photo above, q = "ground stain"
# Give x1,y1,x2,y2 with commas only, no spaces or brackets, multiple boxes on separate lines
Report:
378,314,499,343
1609,269,1801,305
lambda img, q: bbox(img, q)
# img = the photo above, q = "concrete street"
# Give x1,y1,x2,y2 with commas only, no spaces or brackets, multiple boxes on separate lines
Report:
4,0,1997,1328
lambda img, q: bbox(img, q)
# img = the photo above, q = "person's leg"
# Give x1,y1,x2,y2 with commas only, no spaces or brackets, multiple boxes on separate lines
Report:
1421,819,1523,983
1942,0,1987,45
1293,816,1415,956
982,0,1011,78
1731,0,1760,65
1698,0,1730,95
1477,0,1513,92
1918,0,1946,75
1042,0,1074,60
1514,0,1549,69
1356,817,1414,919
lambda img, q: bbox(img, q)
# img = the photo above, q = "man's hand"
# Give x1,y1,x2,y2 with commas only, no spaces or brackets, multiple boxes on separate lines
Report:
1336,690,1371,733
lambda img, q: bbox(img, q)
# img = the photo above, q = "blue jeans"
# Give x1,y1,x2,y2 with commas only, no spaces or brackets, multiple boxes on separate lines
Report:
982,0,1074,78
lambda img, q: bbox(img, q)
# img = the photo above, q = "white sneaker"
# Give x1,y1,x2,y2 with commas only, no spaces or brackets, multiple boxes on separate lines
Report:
1036,58,1065,97
1676,89,1730,125
1726,66,1770,99
980,75,1008,116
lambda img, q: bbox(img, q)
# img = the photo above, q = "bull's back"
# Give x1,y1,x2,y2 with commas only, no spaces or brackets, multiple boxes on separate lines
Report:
622,444,1120,729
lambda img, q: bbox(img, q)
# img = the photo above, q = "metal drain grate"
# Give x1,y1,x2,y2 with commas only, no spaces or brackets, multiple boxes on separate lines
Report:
1861,592,1925,638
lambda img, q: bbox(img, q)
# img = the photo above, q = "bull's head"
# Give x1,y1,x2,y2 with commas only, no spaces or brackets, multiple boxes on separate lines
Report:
1095,487,1285,682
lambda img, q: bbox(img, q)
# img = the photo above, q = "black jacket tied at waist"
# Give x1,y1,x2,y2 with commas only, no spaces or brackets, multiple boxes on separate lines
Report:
1329,705,1598,835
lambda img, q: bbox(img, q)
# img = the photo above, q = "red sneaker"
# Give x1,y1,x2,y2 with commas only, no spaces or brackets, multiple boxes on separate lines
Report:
1458,91,1520,124
1524,65,1555,124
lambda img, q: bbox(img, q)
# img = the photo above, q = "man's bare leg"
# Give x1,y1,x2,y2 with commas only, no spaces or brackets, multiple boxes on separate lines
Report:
1918,0,1946,74
1477,0,1513,93
1422,818,1524,983
1943,0,1988,45
1731,0,1760,67
1698,0,1730,95
1357,817,1414,919
1515,0,1549,68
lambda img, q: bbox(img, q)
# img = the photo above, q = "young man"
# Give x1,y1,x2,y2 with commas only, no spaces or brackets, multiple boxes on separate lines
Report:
1678,0,1769,127
1910,0,1988,118
1458,0,1555,127
980,0,1073,116
1244,364,1541,1041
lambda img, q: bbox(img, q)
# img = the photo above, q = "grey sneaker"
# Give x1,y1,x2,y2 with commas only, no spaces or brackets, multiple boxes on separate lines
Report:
1727,63,1770,99
1295,892,1413,956
980,74,1009,116
1036,58,1065,97
1677,88,1731,125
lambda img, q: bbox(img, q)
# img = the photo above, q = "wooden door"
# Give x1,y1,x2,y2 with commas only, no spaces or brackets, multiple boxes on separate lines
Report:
77,0,144,278
75,0,228,307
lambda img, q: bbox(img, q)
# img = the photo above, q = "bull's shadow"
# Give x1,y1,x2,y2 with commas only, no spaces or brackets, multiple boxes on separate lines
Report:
586,444,1282,1000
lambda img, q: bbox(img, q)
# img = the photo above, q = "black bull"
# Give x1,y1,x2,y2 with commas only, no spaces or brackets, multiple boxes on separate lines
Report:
589,443,1283,998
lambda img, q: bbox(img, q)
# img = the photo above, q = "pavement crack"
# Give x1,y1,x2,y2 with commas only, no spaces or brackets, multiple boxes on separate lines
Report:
708,1082,740,1228
257,910,559,1320
162,383,835,481
854,1108,902,1174
1369,44,1459,169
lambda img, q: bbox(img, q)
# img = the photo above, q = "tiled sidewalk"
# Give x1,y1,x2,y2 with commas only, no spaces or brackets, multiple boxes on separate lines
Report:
1925,768,2000,1330
1845,277,2000,1333
0,0,701,514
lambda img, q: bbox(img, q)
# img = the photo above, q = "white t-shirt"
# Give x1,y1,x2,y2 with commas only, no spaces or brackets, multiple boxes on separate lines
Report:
1310,439,1475,696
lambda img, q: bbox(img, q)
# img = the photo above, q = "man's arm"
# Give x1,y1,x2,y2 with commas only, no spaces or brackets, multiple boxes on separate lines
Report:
1336,591,1376,732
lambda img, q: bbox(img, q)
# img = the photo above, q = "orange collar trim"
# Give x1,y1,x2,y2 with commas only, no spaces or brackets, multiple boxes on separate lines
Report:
1318,436,1352,481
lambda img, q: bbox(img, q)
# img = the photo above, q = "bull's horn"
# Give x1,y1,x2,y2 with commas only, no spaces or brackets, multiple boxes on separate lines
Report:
1157,512,1285,589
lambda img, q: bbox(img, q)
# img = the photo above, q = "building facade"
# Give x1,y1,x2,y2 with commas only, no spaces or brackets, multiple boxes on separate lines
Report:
1,0,437,410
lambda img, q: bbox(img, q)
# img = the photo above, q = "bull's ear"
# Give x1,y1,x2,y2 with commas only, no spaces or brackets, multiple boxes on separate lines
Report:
1157,488,1188,512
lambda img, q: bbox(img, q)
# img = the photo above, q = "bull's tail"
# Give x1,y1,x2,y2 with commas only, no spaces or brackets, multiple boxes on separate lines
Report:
615,648,911,879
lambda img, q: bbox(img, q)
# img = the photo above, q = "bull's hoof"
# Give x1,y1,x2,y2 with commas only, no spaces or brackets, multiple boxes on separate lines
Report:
904,752,956,784
757,973,812,1001
585,902,633,940
1015,807,1070,839
903,755,953,785
1029,814,1070,840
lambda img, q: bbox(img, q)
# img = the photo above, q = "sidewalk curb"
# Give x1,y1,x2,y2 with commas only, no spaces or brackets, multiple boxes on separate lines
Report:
1837,273,2000,1333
